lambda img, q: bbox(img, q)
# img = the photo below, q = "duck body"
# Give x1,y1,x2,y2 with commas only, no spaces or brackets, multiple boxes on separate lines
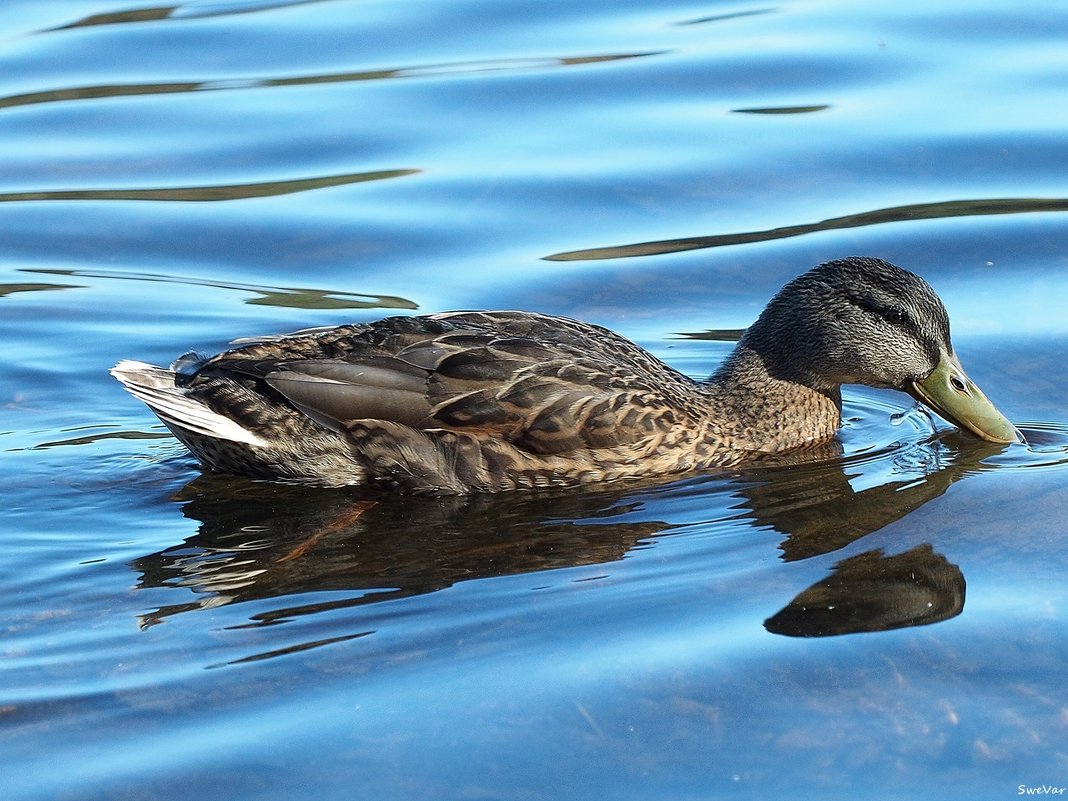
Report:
112,257,1016,493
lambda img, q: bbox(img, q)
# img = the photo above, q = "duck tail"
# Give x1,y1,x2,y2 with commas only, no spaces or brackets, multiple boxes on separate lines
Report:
110,359,266,447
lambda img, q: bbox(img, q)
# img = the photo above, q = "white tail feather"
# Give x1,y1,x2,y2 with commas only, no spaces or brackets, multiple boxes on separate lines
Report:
110,359,266,447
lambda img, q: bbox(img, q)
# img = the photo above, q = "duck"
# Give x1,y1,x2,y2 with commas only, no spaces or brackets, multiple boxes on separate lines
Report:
111,256,1018,494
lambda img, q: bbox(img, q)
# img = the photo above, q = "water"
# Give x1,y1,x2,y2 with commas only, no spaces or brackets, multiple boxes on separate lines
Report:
2,1,1068,798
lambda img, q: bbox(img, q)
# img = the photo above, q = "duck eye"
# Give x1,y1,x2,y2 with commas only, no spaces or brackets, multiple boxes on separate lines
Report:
884,309,907,325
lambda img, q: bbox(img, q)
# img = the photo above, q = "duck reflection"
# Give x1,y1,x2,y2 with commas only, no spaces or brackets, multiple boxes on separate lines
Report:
764,544,964,637
134,481,667,628
132,431,1004,637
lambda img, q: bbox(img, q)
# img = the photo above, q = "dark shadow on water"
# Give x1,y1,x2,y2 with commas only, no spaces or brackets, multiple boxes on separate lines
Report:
131,431,1011,648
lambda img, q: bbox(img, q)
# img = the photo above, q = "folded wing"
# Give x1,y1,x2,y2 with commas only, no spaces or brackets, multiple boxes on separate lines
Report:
186,311,702,455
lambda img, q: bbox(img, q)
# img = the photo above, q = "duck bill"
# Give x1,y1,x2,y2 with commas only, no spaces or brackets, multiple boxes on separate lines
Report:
906,351,1019,444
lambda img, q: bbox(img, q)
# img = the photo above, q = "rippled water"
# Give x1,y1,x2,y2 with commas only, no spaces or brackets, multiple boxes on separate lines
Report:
3,1,1068,799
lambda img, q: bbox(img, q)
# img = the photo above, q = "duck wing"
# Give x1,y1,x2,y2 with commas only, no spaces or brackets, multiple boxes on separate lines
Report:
188,311,702,455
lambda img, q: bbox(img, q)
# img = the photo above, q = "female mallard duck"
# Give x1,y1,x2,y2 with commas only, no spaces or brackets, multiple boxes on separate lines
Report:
112,256,1017,493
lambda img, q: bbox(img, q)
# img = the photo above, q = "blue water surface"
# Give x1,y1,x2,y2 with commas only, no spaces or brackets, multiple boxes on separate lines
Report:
2,1,1067,799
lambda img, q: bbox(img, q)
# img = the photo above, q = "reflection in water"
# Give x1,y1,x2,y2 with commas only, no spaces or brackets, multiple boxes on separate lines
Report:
675,8,777,26
132,431,1012,648
0,281,82,298
33,427,166,450
23,267,417,310
134,479,666,634
733,433,991,562
544,197,1068,260
47,0,337,31
48,4,178,29
765,544,964,637
732,105,831,115
676,328,745,341
0,54,660,111
0,169,417,203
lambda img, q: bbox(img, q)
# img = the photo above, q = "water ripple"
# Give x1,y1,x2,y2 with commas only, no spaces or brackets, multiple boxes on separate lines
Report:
544,197,1068,260
0,169,417,203
0,281,82,298
23,267,418,310
983,421,1068,470
0,53,662,111
46,0,342,31
674,8,777,27
732,104,831,115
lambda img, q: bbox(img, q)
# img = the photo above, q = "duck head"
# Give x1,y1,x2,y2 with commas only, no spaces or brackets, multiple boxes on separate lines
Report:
743,256,1019,444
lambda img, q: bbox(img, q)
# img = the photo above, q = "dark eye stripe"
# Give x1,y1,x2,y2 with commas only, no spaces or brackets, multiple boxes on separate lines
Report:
854,296,909,325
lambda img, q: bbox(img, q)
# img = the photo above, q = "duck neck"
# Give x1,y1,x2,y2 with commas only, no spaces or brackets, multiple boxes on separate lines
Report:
700,342,842,454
